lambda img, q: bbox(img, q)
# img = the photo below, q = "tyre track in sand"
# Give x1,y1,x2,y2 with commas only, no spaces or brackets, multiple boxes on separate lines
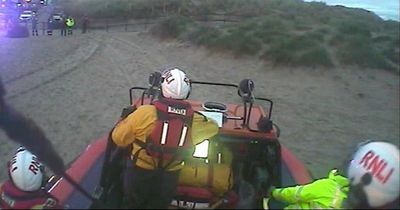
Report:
3,46,79,86
101,33,169,89
5,38,101,100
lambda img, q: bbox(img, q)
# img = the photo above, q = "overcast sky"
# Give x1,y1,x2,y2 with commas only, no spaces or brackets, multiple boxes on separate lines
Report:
303,0,400,21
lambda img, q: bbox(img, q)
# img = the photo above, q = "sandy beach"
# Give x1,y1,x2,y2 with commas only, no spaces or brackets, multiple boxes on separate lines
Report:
0,30,398,181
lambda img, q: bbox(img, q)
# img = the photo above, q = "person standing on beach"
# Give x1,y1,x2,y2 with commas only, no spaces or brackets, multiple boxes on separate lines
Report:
60,16,67,37
82,16,88,34
66,17,74,36
31,15,38,36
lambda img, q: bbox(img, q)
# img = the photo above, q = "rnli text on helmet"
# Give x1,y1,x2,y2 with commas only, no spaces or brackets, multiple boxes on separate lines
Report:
164,71,190,86
359,150,394,184
10,155,41,175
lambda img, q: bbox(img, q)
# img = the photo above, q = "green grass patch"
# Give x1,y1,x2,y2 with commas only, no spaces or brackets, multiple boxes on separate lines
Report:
336,20,371,38
381,45,400,65
336,35,392,70
297,46,333,67
271,35,321,52
304,30,325,42
150,15,194,39
263,35,332,67
372,35,393,43
186,26,222,46
212,29,262,55
252,16,292,44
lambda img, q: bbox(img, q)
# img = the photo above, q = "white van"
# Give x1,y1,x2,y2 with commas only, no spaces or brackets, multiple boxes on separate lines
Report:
19,10,33,22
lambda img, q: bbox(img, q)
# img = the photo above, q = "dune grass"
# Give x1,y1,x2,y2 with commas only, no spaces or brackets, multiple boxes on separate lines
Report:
150,15,194,39
57,0,399,71
262,34,333,67
335,34,393,70
158,1,397,70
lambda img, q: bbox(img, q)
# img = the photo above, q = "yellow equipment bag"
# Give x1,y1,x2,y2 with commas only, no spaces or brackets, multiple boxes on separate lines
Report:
178,143,234,196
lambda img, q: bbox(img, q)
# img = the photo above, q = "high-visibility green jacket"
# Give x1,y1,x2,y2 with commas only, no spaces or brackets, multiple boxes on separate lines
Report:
66,18,74,27
272,169,349,209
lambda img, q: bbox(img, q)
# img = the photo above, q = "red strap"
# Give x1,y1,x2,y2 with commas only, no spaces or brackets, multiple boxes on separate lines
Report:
0,181,48,209
146,99,195,161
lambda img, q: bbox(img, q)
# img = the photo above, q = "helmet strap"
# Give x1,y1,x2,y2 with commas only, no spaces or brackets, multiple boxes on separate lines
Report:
348,173,373,209
185,81,192,99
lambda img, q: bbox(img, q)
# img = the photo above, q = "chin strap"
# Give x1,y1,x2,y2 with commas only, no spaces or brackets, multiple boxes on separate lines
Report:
348,173,372,209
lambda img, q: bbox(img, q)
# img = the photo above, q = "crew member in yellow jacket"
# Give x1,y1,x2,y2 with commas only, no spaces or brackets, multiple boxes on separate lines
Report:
112,68,219,209
266,169,349,209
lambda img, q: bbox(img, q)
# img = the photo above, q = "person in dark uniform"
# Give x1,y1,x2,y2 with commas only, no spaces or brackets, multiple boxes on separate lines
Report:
82,16,88,34
0,76,65,176
60,16,67,37
31,16,38,36
46,17,53,36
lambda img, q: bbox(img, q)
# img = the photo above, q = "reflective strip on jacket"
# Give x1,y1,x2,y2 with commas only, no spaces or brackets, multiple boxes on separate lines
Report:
272,171,349,209
112,104,219,171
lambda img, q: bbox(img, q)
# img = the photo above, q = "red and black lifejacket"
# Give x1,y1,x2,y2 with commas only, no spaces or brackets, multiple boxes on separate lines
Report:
0,180,58,209
136,98,195,165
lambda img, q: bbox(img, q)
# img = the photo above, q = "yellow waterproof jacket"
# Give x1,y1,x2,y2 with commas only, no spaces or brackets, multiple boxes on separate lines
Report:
112,105,219,171
272,169,349,209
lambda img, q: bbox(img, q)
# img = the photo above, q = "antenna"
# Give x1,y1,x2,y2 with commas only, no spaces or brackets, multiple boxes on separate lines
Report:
148,71,162,87
238,79,254,103
146,71,162,103
238,79,255,127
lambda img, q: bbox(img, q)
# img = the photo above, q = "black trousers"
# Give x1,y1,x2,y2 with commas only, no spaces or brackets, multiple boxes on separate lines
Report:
32,29,38,36
123,164,180,209
61,28,66,36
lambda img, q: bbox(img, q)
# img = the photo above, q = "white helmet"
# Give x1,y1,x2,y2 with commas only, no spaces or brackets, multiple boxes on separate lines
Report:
161,68,191,99
347,141,399,207
8,147,44,192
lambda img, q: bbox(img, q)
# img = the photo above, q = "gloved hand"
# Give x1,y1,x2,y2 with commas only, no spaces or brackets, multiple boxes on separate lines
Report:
264,185,276,198
120,106,136,119
262,186,275,210
38,148,66,176
257,117,273,132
